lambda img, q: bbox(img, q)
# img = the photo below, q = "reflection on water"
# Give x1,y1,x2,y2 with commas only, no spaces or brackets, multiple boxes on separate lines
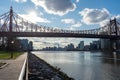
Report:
33,51,120,80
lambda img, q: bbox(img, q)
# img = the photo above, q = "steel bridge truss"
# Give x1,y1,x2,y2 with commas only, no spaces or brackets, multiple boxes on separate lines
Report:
0,7,120,38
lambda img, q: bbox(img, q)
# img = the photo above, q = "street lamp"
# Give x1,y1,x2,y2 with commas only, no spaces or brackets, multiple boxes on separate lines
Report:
11,41,14,58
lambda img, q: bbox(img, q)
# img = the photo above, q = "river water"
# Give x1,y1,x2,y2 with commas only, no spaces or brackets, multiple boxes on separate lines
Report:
33,51,120,80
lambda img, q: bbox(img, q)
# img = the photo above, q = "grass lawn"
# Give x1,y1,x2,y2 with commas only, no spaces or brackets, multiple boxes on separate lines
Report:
0,51,23,59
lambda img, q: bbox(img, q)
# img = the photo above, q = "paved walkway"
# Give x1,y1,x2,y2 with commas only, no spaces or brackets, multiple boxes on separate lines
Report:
0,53,27,80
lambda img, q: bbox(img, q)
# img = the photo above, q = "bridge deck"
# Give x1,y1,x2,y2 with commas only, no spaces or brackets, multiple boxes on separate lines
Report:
0,32,120,39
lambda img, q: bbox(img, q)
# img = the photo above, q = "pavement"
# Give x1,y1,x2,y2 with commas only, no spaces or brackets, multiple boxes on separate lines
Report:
0,53,27,80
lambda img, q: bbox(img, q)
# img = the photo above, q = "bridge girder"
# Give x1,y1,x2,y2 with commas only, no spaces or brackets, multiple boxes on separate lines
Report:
0,32,120,39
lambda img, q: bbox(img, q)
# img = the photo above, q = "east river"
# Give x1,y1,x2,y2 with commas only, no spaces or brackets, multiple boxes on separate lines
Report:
32,51,120,80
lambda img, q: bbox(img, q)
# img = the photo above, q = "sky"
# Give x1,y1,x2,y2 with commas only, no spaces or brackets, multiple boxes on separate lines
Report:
0,0,120,49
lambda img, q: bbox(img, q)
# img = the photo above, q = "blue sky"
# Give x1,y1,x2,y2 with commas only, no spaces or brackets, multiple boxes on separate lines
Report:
0,0,120,49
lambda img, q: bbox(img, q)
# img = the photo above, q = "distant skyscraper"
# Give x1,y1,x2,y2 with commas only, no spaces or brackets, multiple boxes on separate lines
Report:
20,39,29,51
28,41,33,51
93,40,101,49
84,45,90,50
100,39,110,50
90,40,101,50
78,41,84,50
69,43,74,49
66,43,74,50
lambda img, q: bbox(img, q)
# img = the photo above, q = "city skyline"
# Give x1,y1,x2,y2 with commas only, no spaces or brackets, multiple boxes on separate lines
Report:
40,40,101,51
0,0,120,49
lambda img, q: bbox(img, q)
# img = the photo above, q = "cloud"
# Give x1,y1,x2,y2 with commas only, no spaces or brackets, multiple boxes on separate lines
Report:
68,22,82,30
39,12,43,16
79,8,110,25
76,0,80,3
31,0,76,16
0,19,4,24
71,22,82,27
19,11,50,23
99,19,109,26
99,14,120,26
61,18,82,30
61,18,75,24
14,0,27,2
114,15,120,22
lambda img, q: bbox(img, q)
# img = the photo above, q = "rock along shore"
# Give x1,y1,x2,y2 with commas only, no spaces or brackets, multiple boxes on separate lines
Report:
28,53,74,80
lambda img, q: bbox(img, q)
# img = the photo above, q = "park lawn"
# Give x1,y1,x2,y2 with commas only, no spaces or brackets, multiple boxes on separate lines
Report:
0,51,23,59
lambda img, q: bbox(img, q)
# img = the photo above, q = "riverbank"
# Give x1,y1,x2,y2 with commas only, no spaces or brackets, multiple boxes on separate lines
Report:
28,53,74,80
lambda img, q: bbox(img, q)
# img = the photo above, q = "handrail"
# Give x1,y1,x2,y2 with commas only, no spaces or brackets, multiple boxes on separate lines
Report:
18,53,28,80
25,53,28,80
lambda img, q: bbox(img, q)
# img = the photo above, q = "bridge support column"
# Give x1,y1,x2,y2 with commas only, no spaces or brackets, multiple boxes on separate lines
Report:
7,37,14,50
110,39,119,52
1,37,4,45
0,37,6,50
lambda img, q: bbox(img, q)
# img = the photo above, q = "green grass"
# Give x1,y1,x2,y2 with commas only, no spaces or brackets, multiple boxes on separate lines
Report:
0,51,23,59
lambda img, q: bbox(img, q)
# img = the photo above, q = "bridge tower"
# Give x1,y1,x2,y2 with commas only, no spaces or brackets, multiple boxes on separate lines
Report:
110,18,118,35
7,7,14,51
109,18,119,51
9,6,13,32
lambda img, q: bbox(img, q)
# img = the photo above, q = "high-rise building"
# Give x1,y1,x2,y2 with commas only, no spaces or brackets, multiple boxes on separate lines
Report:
90,40,101,50
84,45,90,50
28,41,33,51
77,41,84,50
100,39,110,51
65,43,74,50
20,39,29,51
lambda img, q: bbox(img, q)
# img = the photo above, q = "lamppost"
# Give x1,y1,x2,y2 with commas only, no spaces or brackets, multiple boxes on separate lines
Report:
11,41,14,58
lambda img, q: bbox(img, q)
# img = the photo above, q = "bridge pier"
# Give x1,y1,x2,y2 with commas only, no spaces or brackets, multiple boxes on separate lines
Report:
1,37,5,45
7,37,14,51
0,37,6,50
110,39,120,52
101,39,120,52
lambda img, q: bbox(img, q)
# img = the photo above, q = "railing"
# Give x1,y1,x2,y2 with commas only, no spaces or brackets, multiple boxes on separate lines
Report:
18,53,28,80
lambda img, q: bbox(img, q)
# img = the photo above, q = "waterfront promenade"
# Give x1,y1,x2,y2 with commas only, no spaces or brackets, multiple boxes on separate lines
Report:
0,53,26,80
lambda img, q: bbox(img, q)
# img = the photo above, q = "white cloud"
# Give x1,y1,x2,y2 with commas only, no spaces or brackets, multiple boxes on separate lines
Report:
115,15,120,19
76,0,80,3
61,18,75,24
39,12,43,16
19,11,50,23
98,14,120,26
31,0,76,16
68,22,82,30
99,19,109,26
79,8,110,25
61,18,82,30
71,22,82,27
0,19,4,24
114,15,120,22
14,0,27,2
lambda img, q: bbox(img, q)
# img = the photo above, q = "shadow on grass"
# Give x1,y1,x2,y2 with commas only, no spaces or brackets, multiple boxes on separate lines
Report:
0,51,24,59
